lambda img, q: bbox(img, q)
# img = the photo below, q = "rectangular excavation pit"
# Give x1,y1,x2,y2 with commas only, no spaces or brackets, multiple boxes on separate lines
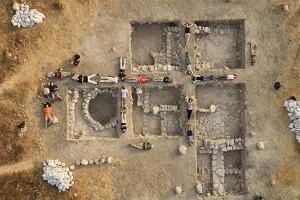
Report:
149,86,181,105
196,83,246,139
224,150,245,194
131,21,181,73
197,152,213,194
132,86,182,136
194,19,245,69
66,87,119,140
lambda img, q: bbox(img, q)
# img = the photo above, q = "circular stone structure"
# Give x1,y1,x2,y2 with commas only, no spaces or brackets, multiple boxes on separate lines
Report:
88,92,117,125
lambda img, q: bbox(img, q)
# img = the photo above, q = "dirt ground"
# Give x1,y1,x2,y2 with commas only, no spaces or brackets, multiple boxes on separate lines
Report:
0,0,300,200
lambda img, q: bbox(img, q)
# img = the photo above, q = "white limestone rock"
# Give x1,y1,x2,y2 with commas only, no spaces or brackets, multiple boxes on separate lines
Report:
11,4,45,28
152,106,160,115
196,182,203,194
210,104,217,112
81,159,88,166
12,2,20,11
175,186,182,194
178,145,187,155
106,156,113,164
42,160,74,192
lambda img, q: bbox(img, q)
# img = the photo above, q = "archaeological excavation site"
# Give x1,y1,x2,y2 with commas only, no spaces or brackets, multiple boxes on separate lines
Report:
0,1,300,200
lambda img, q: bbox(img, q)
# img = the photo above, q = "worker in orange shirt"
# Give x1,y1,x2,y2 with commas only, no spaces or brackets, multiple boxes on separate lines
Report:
43,102,53,128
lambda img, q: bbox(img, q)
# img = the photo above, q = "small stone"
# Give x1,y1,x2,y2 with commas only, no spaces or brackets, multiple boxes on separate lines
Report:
175,186,182,194
196,182,203,194
81,159,88,166
75,160,81,166
106,156,113,164
256,141,265,150
152,106,160,115
12,2,20,11
210,105,217,112
112,46,116,51
69,165,75,170
282,4,289,12
88,160,94,165
178,145,187,155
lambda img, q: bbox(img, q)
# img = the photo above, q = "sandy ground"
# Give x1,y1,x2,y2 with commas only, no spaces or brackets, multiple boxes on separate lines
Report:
0,0,300,200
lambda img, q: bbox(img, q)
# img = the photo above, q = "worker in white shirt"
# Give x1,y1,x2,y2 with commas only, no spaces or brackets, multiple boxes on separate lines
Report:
121,86,128,109
217,74,237,80
99,76,119,83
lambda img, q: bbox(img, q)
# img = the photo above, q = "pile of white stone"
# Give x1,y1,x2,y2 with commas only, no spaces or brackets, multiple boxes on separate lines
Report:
11,3,45,28
42,160,74,192
284,100,300,143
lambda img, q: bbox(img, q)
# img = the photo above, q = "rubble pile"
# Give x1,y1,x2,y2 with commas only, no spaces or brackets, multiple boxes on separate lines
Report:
42,160,74,192
11,3,45,28
284,100,300,143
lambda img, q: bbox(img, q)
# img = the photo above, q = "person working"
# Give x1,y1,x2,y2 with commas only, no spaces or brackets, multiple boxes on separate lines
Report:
183,22,194,47
186,97,193,120
119,57,127,82
48,82,62,102
185,51,193,75
71,54,80,66
121,86,128,109
99,76,119,83
72,74,99,85
43,102,53,128
187,125,194,146
217,74,237,80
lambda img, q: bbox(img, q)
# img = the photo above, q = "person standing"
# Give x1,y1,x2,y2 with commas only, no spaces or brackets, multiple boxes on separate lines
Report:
121,86,128,109
185,51,193,75
187,125,194,146
183,22,194,47
186,97,193,120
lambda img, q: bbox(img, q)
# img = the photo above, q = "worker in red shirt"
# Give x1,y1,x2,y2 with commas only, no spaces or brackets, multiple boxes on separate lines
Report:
43,102,53,128
138,75,149,84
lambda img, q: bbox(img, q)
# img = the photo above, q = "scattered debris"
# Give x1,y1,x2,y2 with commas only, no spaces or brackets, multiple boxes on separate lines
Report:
11,3,45,28
42,160,74,192
284,99,300,143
